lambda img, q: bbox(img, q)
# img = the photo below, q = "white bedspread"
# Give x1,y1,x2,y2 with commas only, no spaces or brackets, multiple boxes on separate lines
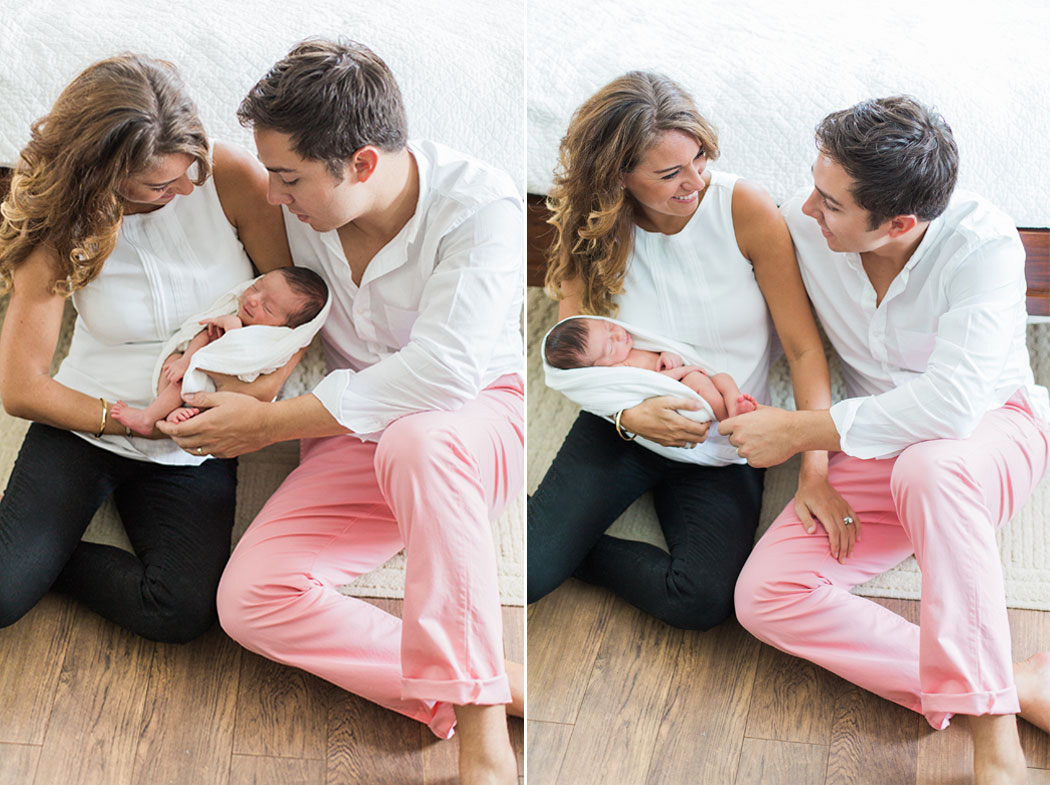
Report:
527,0,1050,227
0,0,522,194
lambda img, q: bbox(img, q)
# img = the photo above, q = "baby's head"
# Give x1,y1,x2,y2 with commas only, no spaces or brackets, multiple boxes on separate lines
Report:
544,317,632,369
238,267,328,327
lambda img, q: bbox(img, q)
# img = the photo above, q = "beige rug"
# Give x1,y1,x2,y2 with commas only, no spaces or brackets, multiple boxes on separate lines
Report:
527,288,1050,611
0,298,524,605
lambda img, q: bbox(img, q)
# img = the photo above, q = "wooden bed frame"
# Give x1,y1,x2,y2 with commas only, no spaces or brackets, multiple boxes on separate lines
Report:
526,194,1050,318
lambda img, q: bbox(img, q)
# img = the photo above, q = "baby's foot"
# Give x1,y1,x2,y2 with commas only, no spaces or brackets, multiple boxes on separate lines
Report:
110,400,156,437
730,393,758,416
165,407,200,425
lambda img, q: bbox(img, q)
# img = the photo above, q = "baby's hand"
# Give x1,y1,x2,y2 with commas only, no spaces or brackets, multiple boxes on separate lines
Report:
658,352,683,371
199,316,239,340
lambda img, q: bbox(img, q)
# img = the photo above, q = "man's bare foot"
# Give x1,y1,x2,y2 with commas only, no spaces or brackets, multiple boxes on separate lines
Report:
165,406,200,425
505,660,523,718
729,393,758,417
111,400,157,437
1015,651,1050,732
453,704,516,785
971,714,1027,785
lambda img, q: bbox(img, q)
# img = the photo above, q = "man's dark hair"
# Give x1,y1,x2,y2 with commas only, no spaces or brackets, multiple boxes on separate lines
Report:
277,266,328,328
544,318,592,369
815,95,958,229
238,38,407,179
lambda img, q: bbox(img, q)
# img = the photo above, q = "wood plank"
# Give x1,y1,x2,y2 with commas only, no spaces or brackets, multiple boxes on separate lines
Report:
825,685,920,785
132,626,242,785
1008,607,1050,769
0,742,40,783
1022,229,1050,317
735,738,828,785
526,721,573,785
327,688,424,785
557,600,683,785
0,593,76,745
228,754,324,785
1028,767,1050,783
33,613,156,785
647,620,761,784
526,194,554,289
744,642,846,746
915,716,972,785
527,580,614,724
232,650,331,760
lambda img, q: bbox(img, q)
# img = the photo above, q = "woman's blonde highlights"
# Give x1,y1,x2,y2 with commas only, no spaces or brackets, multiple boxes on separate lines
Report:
544,71,719,316
0,54,210,296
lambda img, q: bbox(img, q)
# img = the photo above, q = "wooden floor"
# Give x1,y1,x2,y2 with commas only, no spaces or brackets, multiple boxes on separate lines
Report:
528,579,1050,785
0,594,523,785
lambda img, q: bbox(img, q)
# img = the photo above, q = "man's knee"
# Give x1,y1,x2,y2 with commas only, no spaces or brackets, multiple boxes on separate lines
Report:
375,412,462,477
890,441,971,504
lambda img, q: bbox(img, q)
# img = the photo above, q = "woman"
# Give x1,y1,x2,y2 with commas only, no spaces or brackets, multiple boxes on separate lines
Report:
528,71,841,629
0,54,295,643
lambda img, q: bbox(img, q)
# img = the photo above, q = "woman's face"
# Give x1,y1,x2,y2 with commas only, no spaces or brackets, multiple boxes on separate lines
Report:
622,129,708,232
118,153,196,208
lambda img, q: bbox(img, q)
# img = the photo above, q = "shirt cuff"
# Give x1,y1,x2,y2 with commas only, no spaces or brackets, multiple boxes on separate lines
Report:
829,398,862,457
311,370,385,440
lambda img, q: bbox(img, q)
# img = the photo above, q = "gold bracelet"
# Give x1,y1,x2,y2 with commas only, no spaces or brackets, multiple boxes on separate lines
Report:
614,409,636,441
95,397,109,438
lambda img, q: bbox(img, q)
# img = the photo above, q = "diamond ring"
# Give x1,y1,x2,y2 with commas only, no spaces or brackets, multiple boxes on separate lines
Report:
843,516,855,527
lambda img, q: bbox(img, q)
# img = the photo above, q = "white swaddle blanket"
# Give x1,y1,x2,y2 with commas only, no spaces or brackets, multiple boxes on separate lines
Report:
543,316,747,466
151,276,332,398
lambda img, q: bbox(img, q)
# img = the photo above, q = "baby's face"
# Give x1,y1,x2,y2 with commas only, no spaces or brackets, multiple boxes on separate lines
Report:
583,319,633,366
237,272,302,327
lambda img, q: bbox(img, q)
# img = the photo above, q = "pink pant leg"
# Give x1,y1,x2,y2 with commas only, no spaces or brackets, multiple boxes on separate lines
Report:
374,374,524,706
737,399,1049,729
892,398,1050,719
217,375,523,738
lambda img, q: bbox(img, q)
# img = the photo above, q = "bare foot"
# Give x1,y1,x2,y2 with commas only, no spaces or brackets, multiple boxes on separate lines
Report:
971,714,1027,785
453,704,516,785
110,400,157,437
730,393,758,417
505,660,523,718
1015,651,1050,732
165,406,200,424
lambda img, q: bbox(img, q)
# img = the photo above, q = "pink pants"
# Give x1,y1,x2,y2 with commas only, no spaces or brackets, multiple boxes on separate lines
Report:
735,396,1049,729
216,375,524,739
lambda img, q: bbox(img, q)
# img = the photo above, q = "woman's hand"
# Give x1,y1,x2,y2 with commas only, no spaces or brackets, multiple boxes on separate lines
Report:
794,468,860,563
618,395,711,447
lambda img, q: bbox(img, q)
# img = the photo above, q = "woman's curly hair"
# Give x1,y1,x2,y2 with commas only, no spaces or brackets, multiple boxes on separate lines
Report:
544,71,719,316
0,54,210,296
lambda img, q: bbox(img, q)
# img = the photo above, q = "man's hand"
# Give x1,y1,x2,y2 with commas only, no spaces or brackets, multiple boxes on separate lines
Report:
619,395,711,447
718,405,801,467
794,470,860,562
156,390,273,458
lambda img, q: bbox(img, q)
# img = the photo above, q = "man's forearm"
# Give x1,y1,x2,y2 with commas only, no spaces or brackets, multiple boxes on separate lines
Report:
262,393,352,443
790,409,841,454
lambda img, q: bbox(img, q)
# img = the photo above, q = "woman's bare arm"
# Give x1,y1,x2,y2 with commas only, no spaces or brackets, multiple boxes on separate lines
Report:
212,141,292,273
0,246,129,435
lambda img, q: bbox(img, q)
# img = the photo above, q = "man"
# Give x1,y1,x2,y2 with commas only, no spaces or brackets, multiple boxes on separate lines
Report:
720,96,1050,785
160,39,523,785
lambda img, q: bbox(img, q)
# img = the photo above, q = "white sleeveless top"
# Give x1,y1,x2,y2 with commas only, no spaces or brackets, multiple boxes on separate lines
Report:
54,175,255,464
614,170,774,466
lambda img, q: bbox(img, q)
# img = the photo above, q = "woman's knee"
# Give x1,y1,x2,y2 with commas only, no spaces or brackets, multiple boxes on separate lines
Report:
656,579,737,631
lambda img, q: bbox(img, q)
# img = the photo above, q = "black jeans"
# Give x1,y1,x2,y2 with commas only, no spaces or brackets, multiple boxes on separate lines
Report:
528,411,764,629
0,423,237,643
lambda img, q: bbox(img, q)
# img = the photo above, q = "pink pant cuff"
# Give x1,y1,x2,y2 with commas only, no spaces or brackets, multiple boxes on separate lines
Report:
921,684,1020,720
404,673,511,706
425,701,458,739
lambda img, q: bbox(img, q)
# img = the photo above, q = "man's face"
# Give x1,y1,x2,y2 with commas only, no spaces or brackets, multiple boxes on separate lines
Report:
801,153,891,254
254,128,361,233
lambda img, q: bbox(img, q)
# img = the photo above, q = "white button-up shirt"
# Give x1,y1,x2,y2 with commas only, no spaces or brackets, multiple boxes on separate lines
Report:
783,188,1049,460
285,139,524,440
